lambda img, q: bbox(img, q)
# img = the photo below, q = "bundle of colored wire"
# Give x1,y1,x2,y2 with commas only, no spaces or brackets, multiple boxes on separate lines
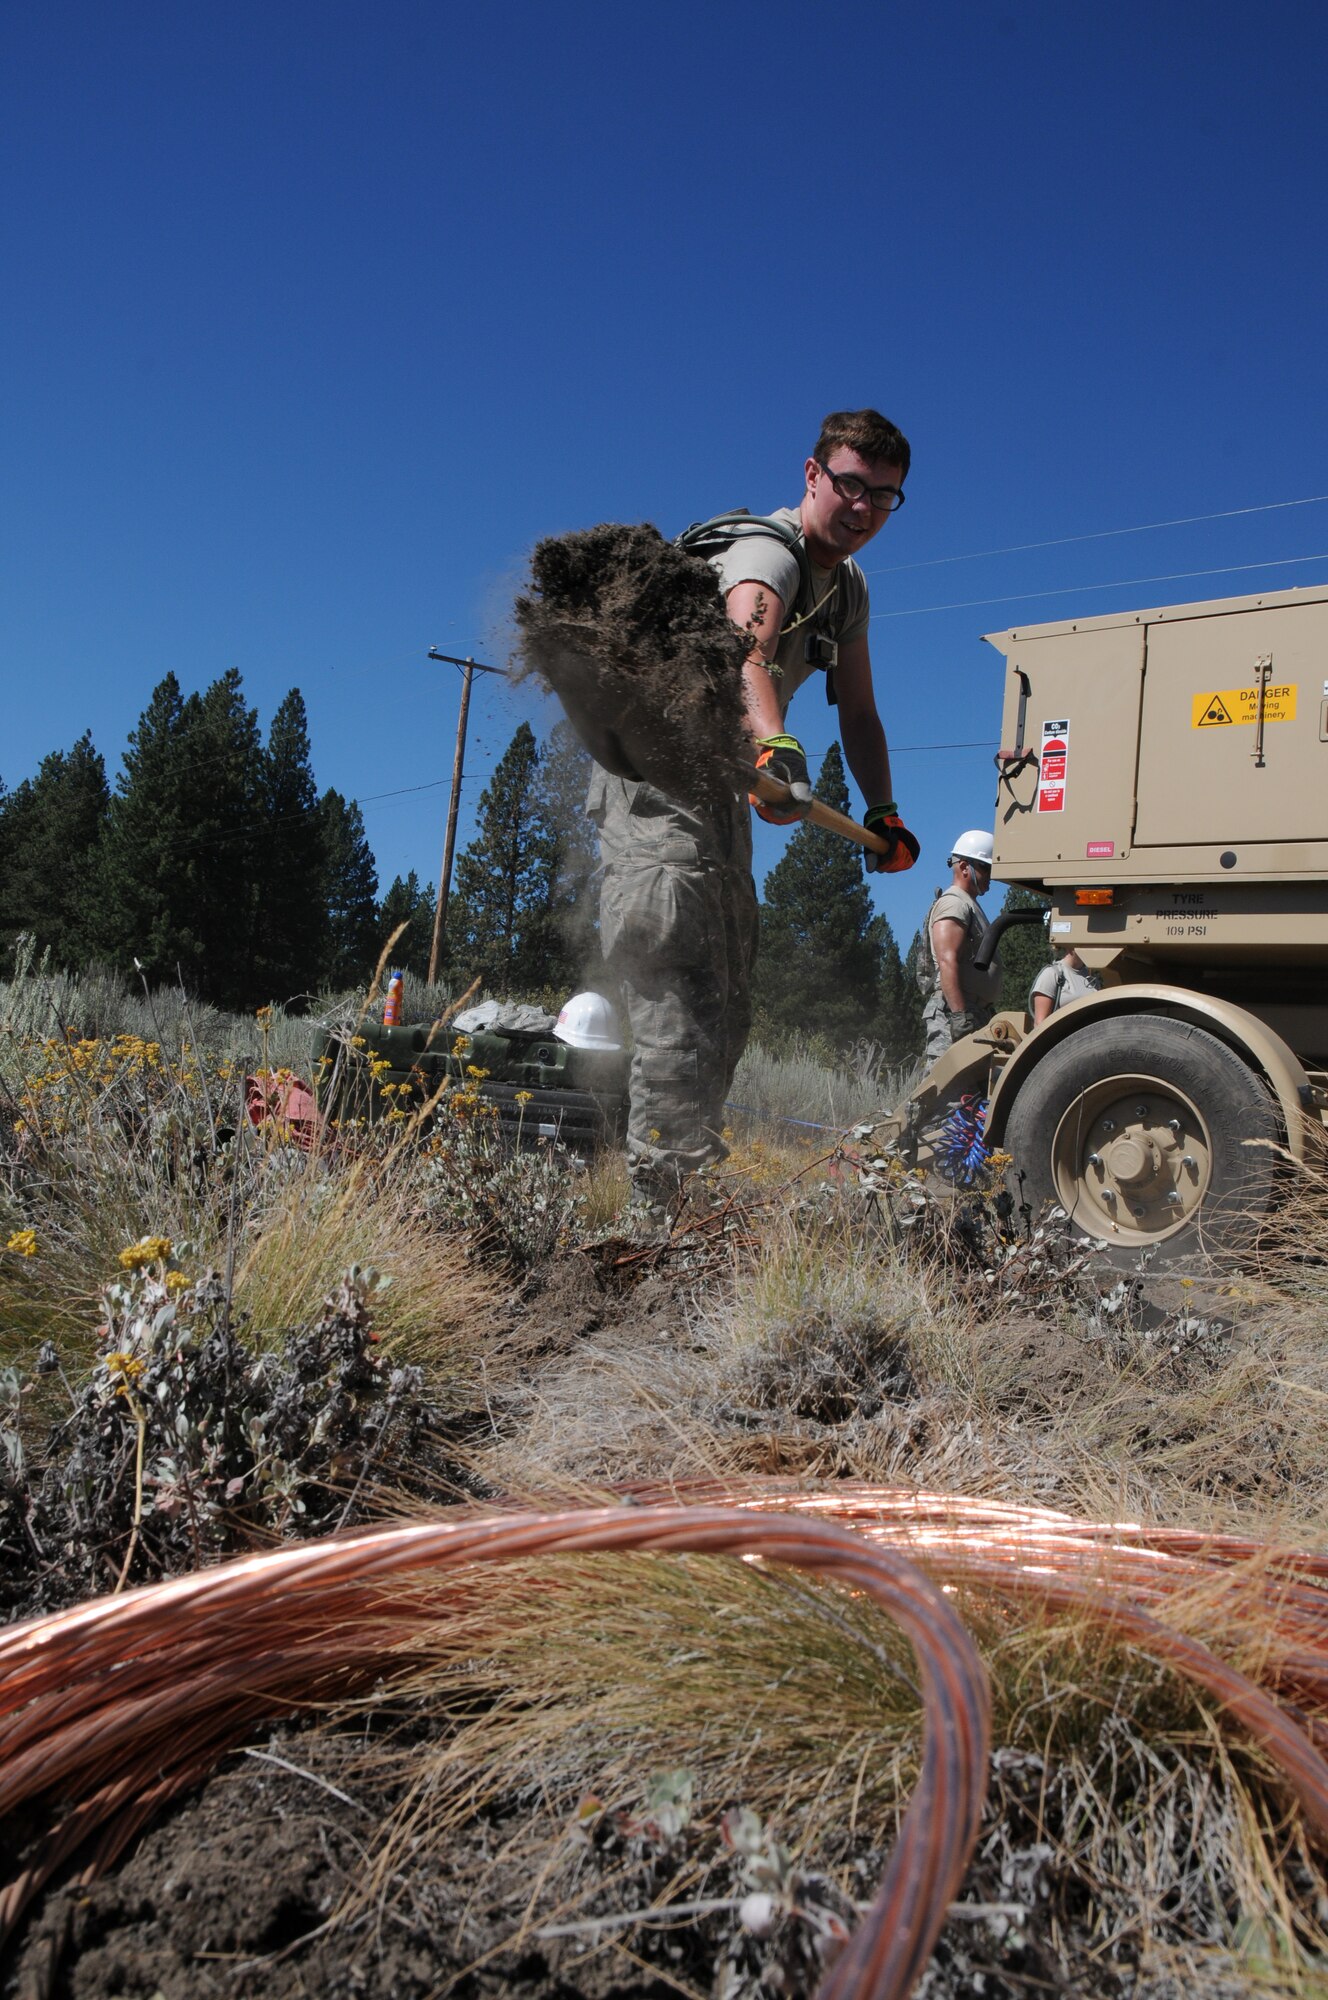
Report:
934,1094,989,1187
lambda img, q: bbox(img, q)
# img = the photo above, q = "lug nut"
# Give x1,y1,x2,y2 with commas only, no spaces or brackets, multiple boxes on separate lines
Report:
1136,1104,1149,1118
1168,1119,1181,1134
1101,1189,1116,1205
1102,1119,1116,1133
1087,1153,1102,1168
1181,1155,1196,1170
1131,1205,1145,1218
1166,1191,1181,1205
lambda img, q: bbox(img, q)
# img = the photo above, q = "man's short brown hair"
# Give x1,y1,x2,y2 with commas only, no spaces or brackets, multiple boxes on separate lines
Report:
813,409,911,481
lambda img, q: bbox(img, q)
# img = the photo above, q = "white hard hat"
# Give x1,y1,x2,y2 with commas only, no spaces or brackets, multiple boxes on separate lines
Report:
949,829,994,869
554,991,622,1052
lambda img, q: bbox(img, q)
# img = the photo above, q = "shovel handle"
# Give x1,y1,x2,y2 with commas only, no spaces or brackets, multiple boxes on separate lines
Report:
749,769,891,854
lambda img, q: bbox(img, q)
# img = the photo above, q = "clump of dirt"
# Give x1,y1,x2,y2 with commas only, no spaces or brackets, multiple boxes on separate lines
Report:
512,522,753,804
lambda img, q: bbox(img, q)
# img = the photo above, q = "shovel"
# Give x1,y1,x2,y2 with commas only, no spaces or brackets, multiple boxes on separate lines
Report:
748,768,893,856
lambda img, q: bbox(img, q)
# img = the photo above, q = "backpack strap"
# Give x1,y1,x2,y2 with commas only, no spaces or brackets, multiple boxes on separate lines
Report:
677,509,842,701
676,510,817,633
1027,962,1067,1015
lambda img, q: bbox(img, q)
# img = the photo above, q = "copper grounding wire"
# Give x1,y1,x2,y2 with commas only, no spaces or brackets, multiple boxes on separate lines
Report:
0,1504,991,2000
7,1486,1328,1992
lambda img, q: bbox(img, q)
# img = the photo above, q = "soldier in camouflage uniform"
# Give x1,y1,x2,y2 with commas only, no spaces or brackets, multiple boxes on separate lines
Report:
919,830,1003,1065
588,410,916,1216
588,772,757,1194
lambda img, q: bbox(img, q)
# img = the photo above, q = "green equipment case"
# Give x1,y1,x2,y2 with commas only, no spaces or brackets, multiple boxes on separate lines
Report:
311,1018,628,1151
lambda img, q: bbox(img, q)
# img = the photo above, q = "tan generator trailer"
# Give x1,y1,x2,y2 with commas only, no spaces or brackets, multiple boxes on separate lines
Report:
883,580,1328,1263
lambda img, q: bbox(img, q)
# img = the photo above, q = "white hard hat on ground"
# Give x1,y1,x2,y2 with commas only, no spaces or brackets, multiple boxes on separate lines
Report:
949,829,995,868
554,991,622,1051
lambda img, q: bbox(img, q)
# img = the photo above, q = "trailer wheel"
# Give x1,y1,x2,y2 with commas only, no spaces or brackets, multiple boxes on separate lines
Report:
1002,1015,1280,1265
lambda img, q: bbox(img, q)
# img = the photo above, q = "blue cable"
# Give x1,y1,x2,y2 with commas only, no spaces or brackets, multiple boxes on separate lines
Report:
723,1101,845,1134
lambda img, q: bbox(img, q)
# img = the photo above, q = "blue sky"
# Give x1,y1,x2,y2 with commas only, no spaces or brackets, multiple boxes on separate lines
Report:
3,1,1325,954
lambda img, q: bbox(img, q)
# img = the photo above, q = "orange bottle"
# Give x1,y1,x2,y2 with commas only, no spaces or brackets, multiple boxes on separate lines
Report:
383,969,404,1027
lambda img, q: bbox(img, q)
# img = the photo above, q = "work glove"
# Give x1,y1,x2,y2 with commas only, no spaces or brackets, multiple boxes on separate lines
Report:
750,734,814,824
863,802,920,874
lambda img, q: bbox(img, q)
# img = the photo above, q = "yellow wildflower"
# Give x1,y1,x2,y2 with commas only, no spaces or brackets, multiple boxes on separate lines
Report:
104,1351,147,1383
118,1235,173,1272
165,1271,192,1294
6,1229,38,1258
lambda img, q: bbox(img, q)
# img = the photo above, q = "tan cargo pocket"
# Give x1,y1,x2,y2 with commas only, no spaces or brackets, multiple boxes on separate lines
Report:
601,862,714,972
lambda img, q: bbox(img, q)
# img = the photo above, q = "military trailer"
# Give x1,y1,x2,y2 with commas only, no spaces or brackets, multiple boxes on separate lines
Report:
888,581,1328,1262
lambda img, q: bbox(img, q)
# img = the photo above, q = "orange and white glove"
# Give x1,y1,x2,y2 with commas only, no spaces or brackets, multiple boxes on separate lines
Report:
863,802,920,873
750,735,813,824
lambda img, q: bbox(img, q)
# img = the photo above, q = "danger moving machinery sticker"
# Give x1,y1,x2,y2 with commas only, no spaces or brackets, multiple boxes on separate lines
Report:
1037,718,1068,813
1191,684,1297,728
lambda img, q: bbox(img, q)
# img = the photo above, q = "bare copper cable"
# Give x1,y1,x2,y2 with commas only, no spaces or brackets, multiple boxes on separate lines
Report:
8,1483,1328,1995
646,1481,1328,1826
0,1504,991,2000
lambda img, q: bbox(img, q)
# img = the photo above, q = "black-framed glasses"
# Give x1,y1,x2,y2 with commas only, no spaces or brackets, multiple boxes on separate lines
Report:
814,459,906,513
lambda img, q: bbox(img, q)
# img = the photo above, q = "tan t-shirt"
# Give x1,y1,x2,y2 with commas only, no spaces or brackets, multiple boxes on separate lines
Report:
928,888,1003,1009
707,506,871,716
1030,959,1101,1011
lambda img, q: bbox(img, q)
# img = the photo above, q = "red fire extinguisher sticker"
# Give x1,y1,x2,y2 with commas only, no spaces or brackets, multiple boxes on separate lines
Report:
1037,718,1068,814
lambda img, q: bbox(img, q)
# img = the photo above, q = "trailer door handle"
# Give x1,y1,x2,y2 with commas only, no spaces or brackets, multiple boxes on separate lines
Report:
1251,654,1272,768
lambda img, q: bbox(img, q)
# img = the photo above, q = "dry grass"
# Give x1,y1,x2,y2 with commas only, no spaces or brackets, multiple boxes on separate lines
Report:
232,1148,504,1377
7,980,1328,1996
487,1165,1328,1544
326,1539,1328,1996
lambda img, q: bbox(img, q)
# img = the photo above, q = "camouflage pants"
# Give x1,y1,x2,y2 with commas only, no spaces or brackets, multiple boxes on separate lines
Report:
589,768,759,1196
922,987,992,1065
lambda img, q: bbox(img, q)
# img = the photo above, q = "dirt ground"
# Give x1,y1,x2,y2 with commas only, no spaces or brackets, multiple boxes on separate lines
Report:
3,1722,1079,2000
6,1727,704,2000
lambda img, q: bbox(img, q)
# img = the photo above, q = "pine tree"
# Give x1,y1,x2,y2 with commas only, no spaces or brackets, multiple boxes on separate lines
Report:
320,789,379,988
874,919,924,1069
525,720,599,993
378,871,436,980
182,670,265,1008
901,931,928,1059
253,690,328,1004
86,674,197,984
753,743,884,1051
452,722,556,993
88,670,265,1006
994,882,1052,1013
0,734,109,964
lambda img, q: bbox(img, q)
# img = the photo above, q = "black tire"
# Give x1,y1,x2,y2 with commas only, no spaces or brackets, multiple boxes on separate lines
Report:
1002,1014,1280,1267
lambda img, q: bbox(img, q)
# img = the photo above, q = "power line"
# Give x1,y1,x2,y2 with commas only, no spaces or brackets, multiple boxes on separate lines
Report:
871,551,1328,622
357,777,450,804
864,493,1328,576
802,738,996,757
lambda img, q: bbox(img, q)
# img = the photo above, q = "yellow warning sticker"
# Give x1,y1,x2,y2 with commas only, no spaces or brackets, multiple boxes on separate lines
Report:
1191,684,1297,728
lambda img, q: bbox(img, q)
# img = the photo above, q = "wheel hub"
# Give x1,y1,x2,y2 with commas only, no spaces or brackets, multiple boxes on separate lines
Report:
1105,1132,1162,1186
1051,1079,1212,1240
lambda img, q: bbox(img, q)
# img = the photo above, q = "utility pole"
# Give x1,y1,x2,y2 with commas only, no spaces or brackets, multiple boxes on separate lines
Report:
425,650,506,985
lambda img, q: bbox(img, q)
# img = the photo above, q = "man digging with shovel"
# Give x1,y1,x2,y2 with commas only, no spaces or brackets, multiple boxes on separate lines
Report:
518,409,919,1228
